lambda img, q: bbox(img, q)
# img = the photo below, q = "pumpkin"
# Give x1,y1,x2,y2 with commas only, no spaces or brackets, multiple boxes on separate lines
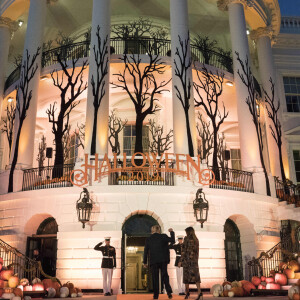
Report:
69,288,77,298
275,273,288,285
0,288,3,297
8,276,19,288
231,287,244,297
293,294,300,300
60,287,69,297
46,287,56,298
289,286,300,300
3,281,8,288
0,270,13,281
16,286,23,291
266,277,275,283
0,280,4,288
32,278,41,285
1,293,15,299
19,278,29,287
76,288,83,297
222,281,231,287
63,282,74,290
261,276,266,282
258,283,266,290
228,291,234,297
11,297,21,300
295,273,300,280
24,296,32,300
240,281,255,296
251,276,261,287
266,283,281,290
210,284,223,296
213,290,220,297
231,281,242,288
223,284,231,291
32,283,44,291
13,288,22,297
223,290,229,297
270,270,276,277
43,279,55,290
0,264,2,272
285,269,296,279
23,285,32,291
290,261,300,272
4,288,13,293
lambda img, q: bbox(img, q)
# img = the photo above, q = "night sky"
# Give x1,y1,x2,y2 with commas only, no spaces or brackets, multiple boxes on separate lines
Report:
279,0,300,16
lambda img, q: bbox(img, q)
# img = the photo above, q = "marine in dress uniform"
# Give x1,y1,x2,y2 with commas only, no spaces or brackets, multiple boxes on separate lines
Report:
94,237,116,296
169,236,185,295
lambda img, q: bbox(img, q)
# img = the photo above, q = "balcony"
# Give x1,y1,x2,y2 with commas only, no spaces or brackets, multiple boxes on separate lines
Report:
274,177,300,207
4,37,233,93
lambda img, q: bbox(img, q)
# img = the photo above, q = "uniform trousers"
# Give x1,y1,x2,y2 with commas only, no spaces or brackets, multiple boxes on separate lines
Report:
102,268,113,294
176,266,185,294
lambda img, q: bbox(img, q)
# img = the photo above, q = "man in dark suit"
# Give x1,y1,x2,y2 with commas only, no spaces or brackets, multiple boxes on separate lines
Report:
143,225,175,299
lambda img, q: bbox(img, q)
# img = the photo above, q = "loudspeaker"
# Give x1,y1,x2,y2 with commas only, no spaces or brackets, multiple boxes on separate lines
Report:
224,150,231,161
46,147,53,159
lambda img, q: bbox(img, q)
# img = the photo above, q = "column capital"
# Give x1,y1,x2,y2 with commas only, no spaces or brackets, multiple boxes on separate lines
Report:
250,26,277,45
0,17,18,33
217,0,252,11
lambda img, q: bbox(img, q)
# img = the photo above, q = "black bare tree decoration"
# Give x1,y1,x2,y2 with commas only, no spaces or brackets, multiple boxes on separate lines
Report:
75,123,85,150
264,78,286,182
174,34,195,156
8,47,41,192
1,102,16,155
62,125,72,162
196,112,213,164
37,135,46,173
148,119,173,156
192,34,218,65
111,46,170,154
217,133,227,170
46,54,88,177
235,52,271,195
108,110,127,155
194,65,229,177
90,26,109,155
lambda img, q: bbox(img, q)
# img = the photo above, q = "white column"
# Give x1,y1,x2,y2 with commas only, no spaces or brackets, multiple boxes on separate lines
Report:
85,0,111,155
170,0,197,156
10,0,47,168
251,27,285,179
218,0,262,172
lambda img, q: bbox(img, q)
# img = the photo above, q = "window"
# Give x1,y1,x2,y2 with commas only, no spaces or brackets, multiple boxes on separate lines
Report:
65,134,77,165
123,125,149,156
230,149,242,170
293,150,300,183
283,77,300,112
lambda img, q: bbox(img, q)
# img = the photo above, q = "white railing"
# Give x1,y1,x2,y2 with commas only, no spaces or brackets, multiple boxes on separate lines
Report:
281,16,300,33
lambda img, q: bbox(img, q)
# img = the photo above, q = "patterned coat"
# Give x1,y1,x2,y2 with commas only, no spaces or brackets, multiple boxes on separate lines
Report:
180,236,201,284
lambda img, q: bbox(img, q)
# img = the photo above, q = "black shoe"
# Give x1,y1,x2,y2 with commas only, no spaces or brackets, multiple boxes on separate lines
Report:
168,293,172,299
179,293,185,295
107,292,111,296
104,293,109,296
153,295,159,299
184,292,190,299
196,292,203,300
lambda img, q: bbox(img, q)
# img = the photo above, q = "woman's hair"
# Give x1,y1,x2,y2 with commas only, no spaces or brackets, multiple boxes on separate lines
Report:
185,226,198,242
151,225,161,234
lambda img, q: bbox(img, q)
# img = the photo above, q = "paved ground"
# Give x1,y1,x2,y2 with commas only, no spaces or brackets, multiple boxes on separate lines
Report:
43,293,289,300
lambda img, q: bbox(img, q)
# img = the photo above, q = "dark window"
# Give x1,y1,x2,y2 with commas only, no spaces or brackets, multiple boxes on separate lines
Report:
123,125,149,155
293,150,300,183
283,77,300,112
230,149,242,170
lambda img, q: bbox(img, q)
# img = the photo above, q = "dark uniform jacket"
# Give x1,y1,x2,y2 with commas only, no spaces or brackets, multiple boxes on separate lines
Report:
94,242,116,269
169,243,183,267
143,231,175,266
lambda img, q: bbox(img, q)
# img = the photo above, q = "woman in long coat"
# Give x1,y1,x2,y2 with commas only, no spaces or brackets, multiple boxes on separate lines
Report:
178,227,202,299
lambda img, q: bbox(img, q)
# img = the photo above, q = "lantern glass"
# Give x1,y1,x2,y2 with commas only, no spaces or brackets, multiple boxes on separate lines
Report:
76,188,93,228
193,189,209,228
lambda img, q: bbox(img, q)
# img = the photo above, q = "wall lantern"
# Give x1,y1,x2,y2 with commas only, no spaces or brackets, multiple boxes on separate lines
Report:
76,188,93,229
193,188,209,228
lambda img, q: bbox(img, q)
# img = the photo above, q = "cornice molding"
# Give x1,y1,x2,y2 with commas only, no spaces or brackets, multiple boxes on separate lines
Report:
250,26,277,44
217,0,253,11
0,16,18,33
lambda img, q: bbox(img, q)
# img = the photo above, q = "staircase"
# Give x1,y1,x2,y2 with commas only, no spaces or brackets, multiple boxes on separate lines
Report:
0,239,59,283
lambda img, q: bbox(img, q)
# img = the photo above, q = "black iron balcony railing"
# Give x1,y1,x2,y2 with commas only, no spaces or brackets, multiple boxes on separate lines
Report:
209,167,254,193
22,164,74,191
4,37,233,92
274,176,300,207
108,160,175,186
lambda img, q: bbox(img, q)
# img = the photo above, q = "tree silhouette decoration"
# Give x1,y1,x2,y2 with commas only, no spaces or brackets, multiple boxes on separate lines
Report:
192,34,218,65
264,77,286,182
217,133,227,171
75,123,85,150
90,26,109,155
36,135,46,174
196,112,213,164
148,119,173,156
108,110,127,155
46,54,88,178
111,44,170,154
8,47,41,193
174,34,194,157
62,125,72,162
194,65,229,179
1,102,16,155
235,52,271,196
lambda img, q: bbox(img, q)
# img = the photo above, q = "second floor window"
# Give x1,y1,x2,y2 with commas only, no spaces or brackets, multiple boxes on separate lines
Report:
293,150,300,183
283,77,300,112
123,125,149,156
230,149,242,170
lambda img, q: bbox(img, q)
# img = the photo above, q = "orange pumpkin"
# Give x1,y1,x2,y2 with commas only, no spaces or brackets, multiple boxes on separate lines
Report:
251,276,261,287
222,281,231,287
290,261,300,272
266,283,281,290
4,287,13,293
275,273,288,286
33,283,44,291
13,287,23,297
0,270,13,281
241,281,255,296
0,288,3,297
8,275,19,288
231,287,244,297
42,279,54,290
23,285,33,291
293,294,300,300
223,290,229,297
266,277,275,283
258,283,266,289
284,269,295,279
261,276,266,282
0,280,4,288
270,270,276,277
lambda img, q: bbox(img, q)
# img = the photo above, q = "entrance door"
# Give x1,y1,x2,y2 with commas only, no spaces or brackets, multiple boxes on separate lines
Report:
121,214,159,294
224,219,243,281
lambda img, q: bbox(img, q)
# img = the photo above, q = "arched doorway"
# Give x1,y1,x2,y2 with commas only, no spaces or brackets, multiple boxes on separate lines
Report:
26,217,58,277
121,214,159,294
224,218,243,281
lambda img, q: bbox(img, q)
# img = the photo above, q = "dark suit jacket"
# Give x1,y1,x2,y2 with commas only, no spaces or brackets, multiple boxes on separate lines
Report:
143,231,175,265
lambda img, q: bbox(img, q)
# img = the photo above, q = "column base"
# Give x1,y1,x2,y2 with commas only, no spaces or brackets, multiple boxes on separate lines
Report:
0,169,23,194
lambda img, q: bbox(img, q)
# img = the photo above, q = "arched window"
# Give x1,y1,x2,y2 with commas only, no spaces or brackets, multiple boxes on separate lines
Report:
224,219,243,281
36,217,58,235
